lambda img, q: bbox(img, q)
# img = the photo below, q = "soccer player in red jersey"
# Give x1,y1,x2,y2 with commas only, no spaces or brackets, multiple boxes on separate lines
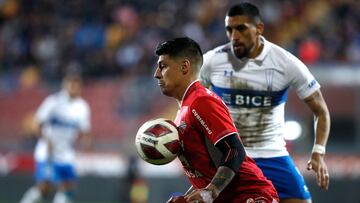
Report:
154,37,279,203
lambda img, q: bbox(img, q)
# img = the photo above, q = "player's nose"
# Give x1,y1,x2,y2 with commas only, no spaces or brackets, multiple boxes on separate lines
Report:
154,67,161,79
230,30,242,41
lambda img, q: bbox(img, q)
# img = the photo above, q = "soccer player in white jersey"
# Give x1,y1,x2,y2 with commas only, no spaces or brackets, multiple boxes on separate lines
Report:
199,3,330,203
20,72,91,203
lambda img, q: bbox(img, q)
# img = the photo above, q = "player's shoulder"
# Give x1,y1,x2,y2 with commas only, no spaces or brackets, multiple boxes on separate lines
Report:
43,92,60,103
192,87,223,107
203,43,231,62
266,40,291,58
265,38,299,63
262,38,305,72
204,43,230,56
75,97,90,108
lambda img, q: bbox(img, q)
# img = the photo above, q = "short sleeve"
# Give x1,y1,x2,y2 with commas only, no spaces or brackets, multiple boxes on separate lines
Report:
35,95,56,124
190,96,238,144
286,52,321,99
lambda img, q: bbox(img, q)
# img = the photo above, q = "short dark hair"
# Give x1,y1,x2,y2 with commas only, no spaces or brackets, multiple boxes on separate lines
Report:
227,2,262,24
155,37,203,70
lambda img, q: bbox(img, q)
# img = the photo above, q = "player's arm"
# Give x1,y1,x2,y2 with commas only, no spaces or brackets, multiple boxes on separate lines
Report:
29,116,42,138
185,134,246,202
32,96,54,138
304,89,330,190
286,52,330,189
33,96,56,159
206,134,245,197
78,103,92,151
77,131,93,151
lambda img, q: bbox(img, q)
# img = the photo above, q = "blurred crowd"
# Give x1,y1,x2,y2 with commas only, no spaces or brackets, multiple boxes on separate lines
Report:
0,0,359,87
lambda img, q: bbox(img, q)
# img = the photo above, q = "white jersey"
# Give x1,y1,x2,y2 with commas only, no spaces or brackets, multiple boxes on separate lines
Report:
34,90,91,164
200,37,320,158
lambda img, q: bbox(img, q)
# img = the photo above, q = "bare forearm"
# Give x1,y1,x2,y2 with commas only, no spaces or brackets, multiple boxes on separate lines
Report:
314,111,330,146
304,90,331,147
206,166,235,196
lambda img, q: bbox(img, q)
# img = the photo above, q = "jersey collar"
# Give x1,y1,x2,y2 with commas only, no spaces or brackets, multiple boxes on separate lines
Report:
60,90,71,100
254,36,270,62
60,90,79,101
178,80,200,107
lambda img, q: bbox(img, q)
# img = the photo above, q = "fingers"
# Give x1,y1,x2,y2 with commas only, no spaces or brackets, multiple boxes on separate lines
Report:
317,168,330,190
314,164,329,190
323,172,330,190
184,190,204,203
308,158,330,190
185,194,201,203
307,161,312,170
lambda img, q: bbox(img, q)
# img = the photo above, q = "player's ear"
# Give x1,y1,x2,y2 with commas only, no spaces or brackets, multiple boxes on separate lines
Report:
256,22,264,35
181,59,191,75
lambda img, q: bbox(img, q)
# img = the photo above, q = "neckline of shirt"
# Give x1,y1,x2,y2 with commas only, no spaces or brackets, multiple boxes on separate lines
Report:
178,80,200,107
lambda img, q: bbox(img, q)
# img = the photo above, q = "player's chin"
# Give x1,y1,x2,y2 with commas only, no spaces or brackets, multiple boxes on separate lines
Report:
160,87,170,96
232,44,245,55
233,49,246,59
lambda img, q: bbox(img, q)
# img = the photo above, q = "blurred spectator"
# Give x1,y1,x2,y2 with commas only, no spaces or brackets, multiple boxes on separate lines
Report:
0,0,359,86
298,38,321,64
126,156,148,203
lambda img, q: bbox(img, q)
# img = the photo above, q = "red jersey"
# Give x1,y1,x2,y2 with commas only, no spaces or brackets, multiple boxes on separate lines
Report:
174,81,278,202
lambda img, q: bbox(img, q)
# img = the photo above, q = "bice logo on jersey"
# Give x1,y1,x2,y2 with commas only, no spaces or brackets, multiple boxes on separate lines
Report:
211,85,288,108
235,94,271,107
220,93,272,107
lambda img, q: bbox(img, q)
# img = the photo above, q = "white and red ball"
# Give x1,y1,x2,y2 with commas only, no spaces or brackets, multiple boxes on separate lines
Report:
135,118,181,165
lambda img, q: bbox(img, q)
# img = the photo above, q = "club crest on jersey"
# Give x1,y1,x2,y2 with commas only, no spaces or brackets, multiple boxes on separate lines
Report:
178,121,187,134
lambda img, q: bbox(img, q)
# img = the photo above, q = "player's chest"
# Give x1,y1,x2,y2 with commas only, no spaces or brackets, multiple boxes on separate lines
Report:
210,64,289,107
210,63,288,91
174,107,205,148
50,102,83,126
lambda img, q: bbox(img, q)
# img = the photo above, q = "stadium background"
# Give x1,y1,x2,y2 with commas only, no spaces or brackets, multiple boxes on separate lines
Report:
0,0,359,202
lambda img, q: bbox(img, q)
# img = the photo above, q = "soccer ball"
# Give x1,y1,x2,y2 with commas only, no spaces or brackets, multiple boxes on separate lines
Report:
135,118,181,165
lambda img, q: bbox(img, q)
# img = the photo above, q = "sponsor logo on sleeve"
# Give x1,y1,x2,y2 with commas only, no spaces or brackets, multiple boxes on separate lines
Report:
308,79,317,88
191,109,212,135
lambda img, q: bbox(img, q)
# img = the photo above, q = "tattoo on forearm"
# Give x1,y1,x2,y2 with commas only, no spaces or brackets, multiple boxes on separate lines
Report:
210,166,235,192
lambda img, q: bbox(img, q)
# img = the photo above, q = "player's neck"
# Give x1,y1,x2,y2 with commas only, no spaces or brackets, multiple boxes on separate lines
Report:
175,78,197,103
174,84,187,103
248,38,264,59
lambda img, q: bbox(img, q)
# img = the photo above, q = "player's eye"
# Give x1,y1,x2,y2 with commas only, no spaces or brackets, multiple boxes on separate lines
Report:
159,64,166,71
225,26,232,34
235,25,247,32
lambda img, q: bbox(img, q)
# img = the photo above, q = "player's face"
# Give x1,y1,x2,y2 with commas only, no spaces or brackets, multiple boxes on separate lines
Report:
64,78,82,98
225,15,260,59
154,55,183,98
